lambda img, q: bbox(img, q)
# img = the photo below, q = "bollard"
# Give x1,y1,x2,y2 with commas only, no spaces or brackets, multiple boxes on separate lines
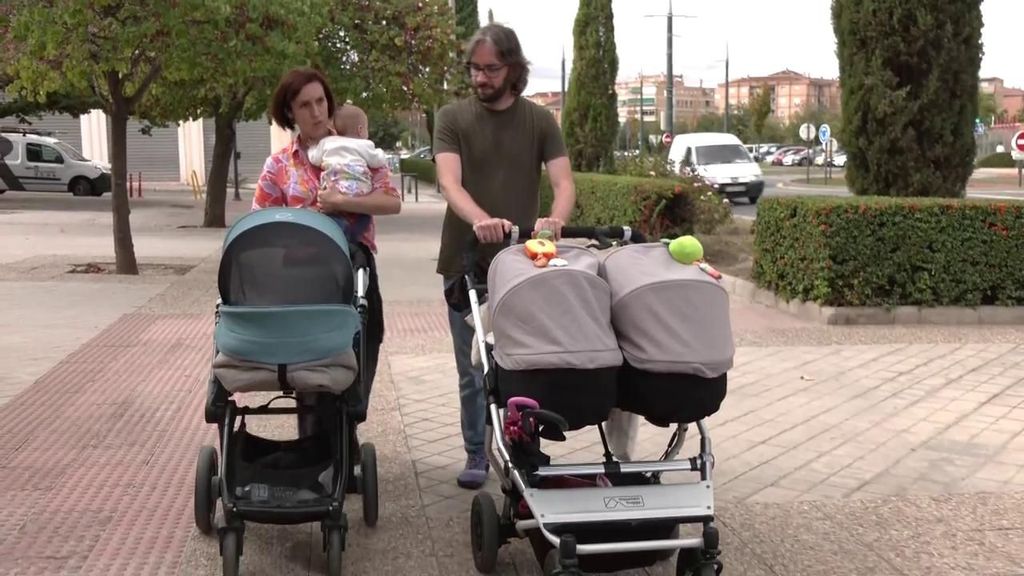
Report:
129,173,134,198
138,172,143,198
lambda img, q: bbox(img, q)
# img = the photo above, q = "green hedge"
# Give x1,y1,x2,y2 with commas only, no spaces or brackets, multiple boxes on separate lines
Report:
753,196,1024,307
398,157,436,184
539,172,730,238
977,152,1019,168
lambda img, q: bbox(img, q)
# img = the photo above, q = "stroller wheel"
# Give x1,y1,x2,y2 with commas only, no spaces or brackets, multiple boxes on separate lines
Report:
326,528,344,576
470,492,500,573
360,443,379,527
542,549,584,576
676,548,721,576
194,445,218,534
220,529,240,576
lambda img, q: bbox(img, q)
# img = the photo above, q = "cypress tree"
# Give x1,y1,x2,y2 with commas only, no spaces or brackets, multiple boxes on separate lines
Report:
832,0,983,197
429,0,479,138
449,0,480,100
562,0,619,173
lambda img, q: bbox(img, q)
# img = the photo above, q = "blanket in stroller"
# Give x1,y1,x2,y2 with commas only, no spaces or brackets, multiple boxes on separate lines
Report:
212,208,362,395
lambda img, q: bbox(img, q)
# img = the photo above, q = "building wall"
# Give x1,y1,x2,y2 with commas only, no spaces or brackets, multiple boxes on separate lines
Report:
615,74,715,128
1,106,288,184
715,70,841,123
0,113,84,153
202,118,273,186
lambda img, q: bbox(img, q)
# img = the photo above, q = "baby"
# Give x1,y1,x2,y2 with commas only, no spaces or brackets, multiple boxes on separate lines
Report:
309,104,387,199
308,104,387,238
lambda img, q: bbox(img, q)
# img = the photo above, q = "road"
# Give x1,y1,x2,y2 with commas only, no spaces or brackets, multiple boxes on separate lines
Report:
731,169,1024,219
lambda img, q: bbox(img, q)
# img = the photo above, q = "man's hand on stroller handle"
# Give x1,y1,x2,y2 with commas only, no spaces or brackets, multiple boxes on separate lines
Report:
471,217,513,244
532,217,564,241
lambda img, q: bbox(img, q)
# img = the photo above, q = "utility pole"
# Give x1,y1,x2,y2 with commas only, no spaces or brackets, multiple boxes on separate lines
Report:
232,121,240,201
724,43,731,133
560,46,566,127
644,2,695,136
639,71,644,151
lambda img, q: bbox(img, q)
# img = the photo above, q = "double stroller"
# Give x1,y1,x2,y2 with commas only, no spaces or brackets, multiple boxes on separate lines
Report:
194,208,380,576
461,226,733,576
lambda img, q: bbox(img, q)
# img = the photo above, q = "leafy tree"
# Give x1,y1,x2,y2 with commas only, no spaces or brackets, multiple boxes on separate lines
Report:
6,1,200,274
749,85,773,145
833,0,982,198
562,0,619,173
450,0,481,100
140,1,326,228
978,91,998,123
366,110,404,150
319,0,457,143
0,2,102,122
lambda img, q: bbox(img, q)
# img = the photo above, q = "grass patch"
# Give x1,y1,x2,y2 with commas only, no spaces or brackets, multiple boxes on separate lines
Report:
700,217,754,281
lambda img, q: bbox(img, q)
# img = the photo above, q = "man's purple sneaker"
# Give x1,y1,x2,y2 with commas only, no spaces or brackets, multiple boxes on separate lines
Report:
457,453,490,489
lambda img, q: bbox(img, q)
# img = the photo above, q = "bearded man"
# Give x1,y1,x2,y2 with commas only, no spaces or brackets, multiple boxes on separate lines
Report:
432,23,576,490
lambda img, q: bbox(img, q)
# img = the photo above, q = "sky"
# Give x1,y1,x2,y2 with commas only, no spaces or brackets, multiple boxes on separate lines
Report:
475,0,1024,96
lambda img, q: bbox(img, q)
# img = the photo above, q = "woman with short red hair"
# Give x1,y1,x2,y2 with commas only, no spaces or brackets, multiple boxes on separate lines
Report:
255,66,401,436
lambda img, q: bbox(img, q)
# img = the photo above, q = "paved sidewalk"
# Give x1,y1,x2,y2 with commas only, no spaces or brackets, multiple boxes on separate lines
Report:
1,188,1023,575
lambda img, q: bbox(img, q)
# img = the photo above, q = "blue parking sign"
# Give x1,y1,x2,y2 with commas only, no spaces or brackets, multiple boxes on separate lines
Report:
818,124,831,145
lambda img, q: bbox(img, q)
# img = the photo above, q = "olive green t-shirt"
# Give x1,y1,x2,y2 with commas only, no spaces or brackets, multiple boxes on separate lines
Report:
433,96,567,277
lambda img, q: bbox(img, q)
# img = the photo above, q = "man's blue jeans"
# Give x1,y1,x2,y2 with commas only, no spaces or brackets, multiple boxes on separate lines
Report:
444,276,486,457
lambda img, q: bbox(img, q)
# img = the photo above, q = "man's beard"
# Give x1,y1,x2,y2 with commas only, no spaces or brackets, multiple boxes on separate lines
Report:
474,75,513,104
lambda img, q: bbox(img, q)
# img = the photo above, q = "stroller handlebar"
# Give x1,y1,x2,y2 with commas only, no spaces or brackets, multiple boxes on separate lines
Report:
462,225,648,279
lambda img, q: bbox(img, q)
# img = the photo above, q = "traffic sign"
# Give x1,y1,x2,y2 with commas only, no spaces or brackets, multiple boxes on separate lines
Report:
829,137,839,151
818,123,831,145
662,132,673,146
799,123,816,142
1012,130,1024,154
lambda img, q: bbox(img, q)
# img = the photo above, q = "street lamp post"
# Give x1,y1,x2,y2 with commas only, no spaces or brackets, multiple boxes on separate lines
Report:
644,1,695,136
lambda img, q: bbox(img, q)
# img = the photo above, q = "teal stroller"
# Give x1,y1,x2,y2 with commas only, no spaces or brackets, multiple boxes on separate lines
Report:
194,207,380,576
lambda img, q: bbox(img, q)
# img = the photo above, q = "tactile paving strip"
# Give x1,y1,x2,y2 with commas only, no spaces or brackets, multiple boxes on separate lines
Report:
0,313,214,575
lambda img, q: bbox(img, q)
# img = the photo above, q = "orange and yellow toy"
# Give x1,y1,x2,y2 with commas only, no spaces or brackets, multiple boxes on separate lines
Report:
525,230,558,267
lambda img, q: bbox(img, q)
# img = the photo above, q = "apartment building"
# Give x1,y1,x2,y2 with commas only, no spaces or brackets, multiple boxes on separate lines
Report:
980,77,1024,123
615,73,716,127
523,91,564,125
715,69,841,122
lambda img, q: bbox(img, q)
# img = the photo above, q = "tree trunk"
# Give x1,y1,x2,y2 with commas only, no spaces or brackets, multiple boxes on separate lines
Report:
203,111,236,228
108,105,139,275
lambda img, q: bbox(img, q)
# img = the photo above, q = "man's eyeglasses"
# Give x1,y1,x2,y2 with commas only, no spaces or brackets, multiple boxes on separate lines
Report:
465,63,506,78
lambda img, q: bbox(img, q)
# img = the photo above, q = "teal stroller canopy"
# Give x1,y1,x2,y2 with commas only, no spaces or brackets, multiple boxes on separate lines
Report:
214,208,361,366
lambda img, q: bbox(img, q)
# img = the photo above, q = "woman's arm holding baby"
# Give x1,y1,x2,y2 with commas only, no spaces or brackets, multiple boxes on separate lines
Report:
319,165,402,216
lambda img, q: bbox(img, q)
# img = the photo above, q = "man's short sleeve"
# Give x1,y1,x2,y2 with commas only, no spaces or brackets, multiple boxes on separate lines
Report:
539,108,567,163
432,104,461,158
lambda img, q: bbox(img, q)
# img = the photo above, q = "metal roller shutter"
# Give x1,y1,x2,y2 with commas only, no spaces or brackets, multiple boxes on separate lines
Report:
0,113,84,154
203,117,273,187
124,119,180,182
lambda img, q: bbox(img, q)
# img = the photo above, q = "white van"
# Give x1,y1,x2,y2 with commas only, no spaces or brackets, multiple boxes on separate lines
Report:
0,127,111,196
667,132,764,204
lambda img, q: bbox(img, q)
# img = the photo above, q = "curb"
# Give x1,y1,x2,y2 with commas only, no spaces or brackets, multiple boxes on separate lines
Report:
719,273,1024,326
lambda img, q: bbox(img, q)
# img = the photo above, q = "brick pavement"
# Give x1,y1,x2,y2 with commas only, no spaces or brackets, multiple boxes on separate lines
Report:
4,187,1024,575
383,297,1024,575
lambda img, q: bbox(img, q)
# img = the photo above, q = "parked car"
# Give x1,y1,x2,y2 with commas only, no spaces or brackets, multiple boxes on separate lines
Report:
768,146,804,166
782,148,811,166
830,152,847,168
0,127,111,196
401,146,432,160
668,132,764,204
